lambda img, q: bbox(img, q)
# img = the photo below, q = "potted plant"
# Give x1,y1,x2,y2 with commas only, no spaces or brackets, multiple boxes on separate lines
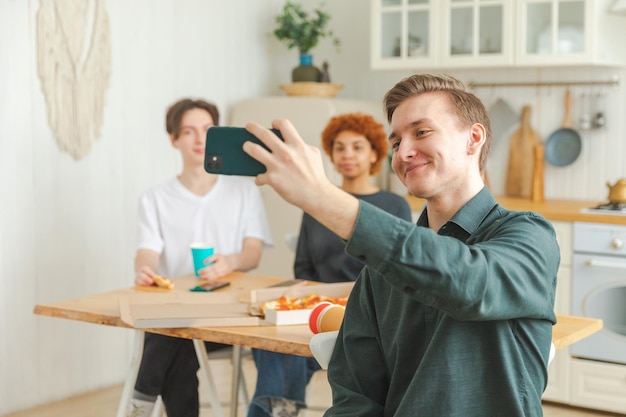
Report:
274,1,340,82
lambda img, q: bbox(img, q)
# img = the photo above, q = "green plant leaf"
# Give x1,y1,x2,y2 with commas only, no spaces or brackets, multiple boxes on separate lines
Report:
274,1,341,54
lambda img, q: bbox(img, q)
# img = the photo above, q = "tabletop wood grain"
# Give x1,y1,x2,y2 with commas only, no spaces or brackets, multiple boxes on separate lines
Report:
33,272,602,356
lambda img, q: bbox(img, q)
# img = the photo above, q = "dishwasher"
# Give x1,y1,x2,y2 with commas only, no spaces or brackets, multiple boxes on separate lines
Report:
571,222,626,365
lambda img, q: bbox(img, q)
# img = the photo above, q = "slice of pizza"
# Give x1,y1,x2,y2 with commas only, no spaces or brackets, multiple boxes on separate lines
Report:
153,275,175,290
261,293,348,315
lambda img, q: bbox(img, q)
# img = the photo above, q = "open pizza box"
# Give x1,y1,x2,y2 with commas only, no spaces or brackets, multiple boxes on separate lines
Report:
119,290,260,329
249,281,355,326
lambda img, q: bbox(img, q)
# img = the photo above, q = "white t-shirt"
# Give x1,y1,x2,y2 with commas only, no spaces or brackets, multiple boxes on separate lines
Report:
137,176,273,278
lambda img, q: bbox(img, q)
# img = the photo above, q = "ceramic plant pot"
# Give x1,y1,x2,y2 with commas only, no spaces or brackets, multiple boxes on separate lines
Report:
292,53,321,82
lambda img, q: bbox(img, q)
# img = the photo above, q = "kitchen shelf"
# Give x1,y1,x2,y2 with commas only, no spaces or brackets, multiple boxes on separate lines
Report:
468,77,620,89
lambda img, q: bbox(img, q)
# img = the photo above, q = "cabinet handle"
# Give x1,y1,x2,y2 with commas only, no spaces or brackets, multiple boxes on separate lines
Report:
585,259,626,270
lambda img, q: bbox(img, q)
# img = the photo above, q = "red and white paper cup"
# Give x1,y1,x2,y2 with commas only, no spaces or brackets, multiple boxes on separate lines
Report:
309,302,345,334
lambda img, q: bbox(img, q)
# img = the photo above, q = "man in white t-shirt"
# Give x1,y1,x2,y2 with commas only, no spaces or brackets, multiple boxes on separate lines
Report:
129,98,273,417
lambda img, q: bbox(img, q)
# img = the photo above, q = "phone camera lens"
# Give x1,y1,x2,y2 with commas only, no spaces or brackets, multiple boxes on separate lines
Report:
206,154,222,170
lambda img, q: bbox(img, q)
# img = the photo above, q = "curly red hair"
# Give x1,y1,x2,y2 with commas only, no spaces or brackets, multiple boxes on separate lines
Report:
321,113,388,175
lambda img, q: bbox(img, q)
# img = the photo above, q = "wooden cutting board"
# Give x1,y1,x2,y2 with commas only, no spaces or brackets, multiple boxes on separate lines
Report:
505,105,540,198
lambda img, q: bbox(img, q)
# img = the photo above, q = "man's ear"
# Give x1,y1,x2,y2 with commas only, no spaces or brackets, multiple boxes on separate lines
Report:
467,123,486,156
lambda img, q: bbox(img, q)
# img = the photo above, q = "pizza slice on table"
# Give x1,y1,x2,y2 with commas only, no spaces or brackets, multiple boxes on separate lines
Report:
261,293,347,314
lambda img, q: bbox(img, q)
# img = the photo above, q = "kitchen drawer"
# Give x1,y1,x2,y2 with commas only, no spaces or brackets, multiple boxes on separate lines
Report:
570,358,626,414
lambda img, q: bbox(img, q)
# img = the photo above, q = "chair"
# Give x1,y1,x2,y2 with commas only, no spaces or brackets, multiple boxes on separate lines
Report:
309,331,339,370
310,331,557,371
116,330,250,417
284,232,299,253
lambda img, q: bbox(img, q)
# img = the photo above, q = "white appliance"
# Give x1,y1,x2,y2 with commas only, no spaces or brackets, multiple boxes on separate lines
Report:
228,97,389,279
571,222,626,364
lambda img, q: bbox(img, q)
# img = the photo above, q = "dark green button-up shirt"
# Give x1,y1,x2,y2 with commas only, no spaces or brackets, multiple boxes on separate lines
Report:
326,188,559,417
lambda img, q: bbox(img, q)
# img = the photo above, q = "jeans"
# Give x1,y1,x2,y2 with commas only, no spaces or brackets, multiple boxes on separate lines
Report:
134,332,227,417
247,349,321,417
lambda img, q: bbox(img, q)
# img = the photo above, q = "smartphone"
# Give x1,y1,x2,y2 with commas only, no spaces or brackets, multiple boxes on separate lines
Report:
269,279,308,288
189,281,231,292
205,126,283,176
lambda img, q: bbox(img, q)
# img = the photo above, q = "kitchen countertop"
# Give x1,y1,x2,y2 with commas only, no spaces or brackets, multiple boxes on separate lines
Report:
406,195,626,226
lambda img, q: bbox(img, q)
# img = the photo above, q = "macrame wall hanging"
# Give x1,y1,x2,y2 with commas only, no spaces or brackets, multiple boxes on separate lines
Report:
36,0,111,160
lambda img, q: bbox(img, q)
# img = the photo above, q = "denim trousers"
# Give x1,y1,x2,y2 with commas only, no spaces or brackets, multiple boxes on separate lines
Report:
134,332,227,417
247,349,321,417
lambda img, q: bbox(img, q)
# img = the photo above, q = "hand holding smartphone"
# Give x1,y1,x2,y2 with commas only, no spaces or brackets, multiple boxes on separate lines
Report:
205,126,283,176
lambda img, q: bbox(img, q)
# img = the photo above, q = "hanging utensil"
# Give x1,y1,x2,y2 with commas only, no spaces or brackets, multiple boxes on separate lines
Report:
488,98,519,143
505,105,540,198
578,92,591,130
592,91,607,129
545,89,582,167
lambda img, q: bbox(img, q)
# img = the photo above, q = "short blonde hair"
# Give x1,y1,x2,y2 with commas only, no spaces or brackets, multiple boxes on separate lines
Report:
383,74,492,174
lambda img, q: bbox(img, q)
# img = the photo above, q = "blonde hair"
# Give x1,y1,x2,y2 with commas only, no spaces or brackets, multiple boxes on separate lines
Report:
383,74,492,174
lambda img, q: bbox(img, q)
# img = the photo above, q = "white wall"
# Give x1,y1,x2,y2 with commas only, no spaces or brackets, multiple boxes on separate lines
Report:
0,0,288,414
1,0,625,414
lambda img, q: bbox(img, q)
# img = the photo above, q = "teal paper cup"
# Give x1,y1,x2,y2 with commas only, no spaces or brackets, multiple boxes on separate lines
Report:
190,242,214,277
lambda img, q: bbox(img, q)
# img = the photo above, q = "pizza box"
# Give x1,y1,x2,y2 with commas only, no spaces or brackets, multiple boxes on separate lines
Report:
249,281,354,326
119,291,259,328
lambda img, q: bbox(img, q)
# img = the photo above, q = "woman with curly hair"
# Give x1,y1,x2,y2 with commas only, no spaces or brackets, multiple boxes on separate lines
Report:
247,113,411,417
295,112,412,282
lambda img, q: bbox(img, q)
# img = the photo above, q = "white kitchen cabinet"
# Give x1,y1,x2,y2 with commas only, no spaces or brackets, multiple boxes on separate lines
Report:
370,0,626,69
552,221,572,270
440,0,514,67
516,0,626,66
570,358,626,414
370,0,440,69
543,264,572,402
542,221,626,413
542,221,572,403
543,333,572,403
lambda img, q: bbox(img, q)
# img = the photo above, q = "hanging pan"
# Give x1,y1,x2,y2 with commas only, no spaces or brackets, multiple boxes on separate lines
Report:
545,89,582,167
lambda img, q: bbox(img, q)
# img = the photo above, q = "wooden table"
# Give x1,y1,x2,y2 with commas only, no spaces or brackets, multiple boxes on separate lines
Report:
34,272,317,356
552,314,603,349
33,272,312,417
33,271,603,354
33,271,603,415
